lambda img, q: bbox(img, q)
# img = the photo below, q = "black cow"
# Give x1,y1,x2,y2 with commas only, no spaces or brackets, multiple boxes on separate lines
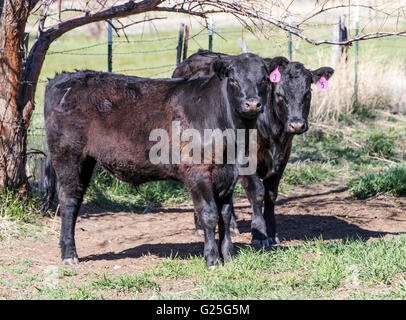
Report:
44,53,274,268
173,50,334,244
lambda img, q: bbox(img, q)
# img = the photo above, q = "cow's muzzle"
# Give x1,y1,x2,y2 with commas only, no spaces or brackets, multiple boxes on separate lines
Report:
240,98,263,118
286,120,308,134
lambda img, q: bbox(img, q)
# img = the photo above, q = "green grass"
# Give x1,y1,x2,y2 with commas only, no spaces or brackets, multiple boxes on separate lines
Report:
2,235,406,299
153,236,406,299
92,272,160,292
348,163,406,199
362,129,398,159
281,161,336,186
0,189,44,223
138,235,406,299
34,285,101,300
0,189,48,243
86,165,190,210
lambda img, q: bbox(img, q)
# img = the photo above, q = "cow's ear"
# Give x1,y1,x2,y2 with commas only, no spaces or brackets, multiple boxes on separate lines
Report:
212,58,230,79
264,56,289,73
311,67,334,83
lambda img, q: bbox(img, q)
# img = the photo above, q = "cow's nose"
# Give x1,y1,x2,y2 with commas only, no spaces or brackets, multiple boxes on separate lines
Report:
287,121,307,134
244,99,262,113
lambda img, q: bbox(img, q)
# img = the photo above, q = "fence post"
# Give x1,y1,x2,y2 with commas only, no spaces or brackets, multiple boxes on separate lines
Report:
332,16,348,65
183,25,189,61
339,16,348,62
107,20,113,72
208,16,213,52
238,29,249,53
176,23,184,66
354,2,360,106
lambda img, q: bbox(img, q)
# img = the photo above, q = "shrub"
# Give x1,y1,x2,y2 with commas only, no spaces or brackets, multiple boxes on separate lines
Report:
282,161,335,185
362,129,397,159
0,189,43,223
348,163,406,199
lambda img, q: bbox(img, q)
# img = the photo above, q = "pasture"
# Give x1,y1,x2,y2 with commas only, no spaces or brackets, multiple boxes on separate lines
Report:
1,20,406,300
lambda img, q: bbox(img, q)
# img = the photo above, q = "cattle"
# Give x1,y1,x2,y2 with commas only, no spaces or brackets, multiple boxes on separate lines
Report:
173,50,334,245
44,53,274,268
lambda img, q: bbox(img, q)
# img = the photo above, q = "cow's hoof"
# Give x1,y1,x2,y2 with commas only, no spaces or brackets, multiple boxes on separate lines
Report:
196,229,204,238
251,239,270,248
230,227,240,237
268,235,281,245
63,257,79,265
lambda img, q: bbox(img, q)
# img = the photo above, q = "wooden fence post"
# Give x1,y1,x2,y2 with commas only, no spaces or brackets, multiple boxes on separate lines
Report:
354,1,360,106
183,25,189,61
107,20,113,72
176,23,184,66
332,16,348,65
208,16,213,52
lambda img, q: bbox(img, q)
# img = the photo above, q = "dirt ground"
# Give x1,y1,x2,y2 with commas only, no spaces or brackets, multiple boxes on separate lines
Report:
1,182,406,293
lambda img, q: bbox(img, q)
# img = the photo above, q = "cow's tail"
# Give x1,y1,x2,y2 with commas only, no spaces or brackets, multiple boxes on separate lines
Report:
41,154,59,213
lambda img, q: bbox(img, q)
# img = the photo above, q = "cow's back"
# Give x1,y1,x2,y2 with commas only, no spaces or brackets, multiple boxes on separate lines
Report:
172,50,231,78
44,70,234,185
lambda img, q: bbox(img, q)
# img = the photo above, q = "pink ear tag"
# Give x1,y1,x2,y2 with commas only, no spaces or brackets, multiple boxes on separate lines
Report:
316,76,328,90
269,66,281,83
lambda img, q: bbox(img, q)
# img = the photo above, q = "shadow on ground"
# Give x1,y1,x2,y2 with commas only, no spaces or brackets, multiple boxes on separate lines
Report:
81,214,398,263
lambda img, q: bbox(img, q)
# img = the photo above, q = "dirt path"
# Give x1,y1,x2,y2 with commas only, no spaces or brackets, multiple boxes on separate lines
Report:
1,183,406,283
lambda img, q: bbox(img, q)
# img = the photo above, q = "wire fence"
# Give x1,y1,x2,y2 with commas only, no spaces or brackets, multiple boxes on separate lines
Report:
23,21,406,193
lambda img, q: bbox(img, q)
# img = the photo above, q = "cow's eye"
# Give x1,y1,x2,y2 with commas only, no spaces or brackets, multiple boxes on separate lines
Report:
276,93,286,102
229,78,239,87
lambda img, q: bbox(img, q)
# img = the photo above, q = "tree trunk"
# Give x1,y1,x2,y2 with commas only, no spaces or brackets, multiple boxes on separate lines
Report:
0,0,163,192
0,0,32,191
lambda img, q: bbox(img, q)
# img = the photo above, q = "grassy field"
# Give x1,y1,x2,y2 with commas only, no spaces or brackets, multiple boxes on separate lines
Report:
1,232,406,299
1,23,405,300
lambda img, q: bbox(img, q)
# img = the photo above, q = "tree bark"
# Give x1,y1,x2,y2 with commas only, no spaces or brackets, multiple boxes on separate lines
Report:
0,0,164,192
0,0,32,191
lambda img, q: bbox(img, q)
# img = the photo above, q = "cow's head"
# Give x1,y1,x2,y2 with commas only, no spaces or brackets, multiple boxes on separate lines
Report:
265,58,334,134
212,53,271,120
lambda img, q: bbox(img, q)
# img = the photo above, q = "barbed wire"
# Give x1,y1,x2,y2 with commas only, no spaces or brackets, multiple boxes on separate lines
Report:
1,24,403,149
114,64,176,73
49,47,176,56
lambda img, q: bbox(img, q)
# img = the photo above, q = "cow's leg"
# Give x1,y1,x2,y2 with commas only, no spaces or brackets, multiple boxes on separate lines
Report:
263,176,280,244
194,211,205,238
263,135,293,245
188,183,220,268
201,200,221,268
240,175,268,247
55,156,96,265
194,203,239,238
216,194,234,262
229,204,240,236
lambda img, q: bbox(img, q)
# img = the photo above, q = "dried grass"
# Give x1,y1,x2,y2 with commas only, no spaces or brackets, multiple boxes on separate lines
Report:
0,216,22,244
309,52,406,122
